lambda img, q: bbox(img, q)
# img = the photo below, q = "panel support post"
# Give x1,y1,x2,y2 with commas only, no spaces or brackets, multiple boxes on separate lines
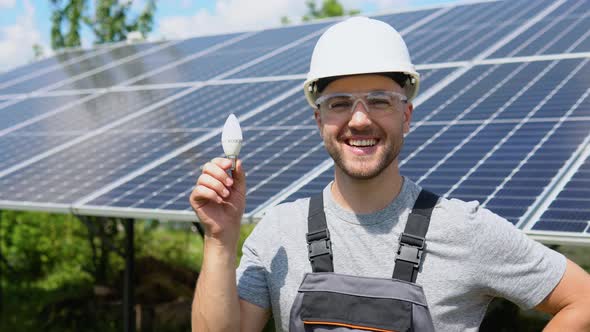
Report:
124,218,135,332
0,209,3,315
193,221,205,239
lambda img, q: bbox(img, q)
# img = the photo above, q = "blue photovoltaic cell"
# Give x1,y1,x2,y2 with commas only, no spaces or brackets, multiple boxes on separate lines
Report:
0,131,203,204
0,43,161,95
12,88,181,133
116,80,299,130
485,120,590,225
374,9,439,31
228,36,319,78
0,132,81,171
0,49,91,85
55,34,242,90
534,156,590,233
416,59,588,123
240,93,312,128
403,0,552,63
0,88,182,170
490,0,590,58
0,94,89,131
282,165,334,203
411,65,494,122
132,23,329,85
416,68,455,94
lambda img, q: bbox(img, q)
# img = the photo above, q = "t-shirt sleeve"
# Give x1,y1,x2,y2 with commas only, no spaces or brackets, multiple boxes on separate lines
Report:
236,220,271,309
464,203,567,309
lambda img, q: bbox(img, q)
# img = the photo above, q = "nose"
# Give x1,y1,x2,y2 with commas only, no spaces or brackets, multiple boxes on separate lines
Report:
348,99,372,129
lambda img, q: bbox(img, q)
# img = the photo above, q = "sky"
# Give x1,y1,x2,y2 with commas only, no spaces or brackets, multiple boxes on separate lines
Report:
0,0,459,73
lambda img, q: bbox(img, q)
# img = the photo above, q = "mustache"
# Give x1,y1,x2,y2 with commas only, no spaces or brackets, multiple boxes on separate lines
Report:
338,129,381,139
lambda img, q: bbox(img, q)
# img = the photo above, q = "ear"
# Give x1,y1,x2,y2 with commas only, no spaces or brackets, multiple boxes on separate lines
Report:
402,103,414,134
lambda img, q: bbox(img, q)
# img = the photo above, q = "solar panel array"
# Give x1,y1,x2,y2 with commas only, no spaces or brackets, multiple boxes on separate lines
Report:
0,0,588,245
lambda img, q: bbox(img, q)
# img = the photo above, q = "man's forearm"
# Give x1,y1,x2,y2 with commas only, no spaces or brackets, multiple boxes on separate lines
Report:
543,302,590,332
192,239,240,332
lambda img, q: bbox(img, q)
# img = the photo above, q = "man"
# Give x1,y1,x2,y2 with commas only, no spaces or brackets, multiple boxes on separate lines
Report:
190,17,590,331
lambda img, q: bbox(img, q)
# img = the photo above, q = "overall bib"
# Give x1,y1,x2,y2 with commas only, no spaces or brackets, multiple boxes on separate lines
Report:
289,190,439,332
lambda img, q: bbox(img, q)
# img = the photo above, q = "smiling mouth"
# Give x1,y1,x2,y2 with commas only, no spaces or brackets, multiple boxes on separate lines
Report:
346,138,378,147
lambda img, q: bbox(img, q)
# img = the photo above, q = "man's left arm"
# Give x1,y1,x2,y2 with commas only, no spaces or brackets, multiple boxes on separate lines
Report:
535,258,590,331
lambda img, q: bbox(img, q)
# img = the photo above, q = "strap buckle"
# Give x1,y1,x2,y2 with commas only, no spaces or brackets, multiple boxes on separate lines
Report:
308,239,332,259
396,233,425,268
306,229,332,260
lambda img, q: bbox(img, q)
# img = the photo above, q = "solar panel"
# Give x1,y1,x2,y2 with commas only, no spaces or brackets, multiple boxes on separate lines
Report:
0,94,89,131
0,88,182,171
0,0,588,245
532,154,590,233
0,80,298,206
130,22,330,85
54,34,243,90
490,0,590,58
0,42,164,95
0,49,93,86
402,0,554,63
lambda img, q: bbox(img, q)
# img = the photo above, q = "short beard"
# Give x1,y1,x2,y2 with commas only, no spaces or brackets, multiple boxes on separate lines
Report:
325,136,403,180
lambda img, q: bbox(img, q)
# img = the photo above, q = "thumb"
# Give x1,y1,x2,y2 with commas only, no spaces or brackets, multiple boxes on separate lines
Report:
231,159,246,193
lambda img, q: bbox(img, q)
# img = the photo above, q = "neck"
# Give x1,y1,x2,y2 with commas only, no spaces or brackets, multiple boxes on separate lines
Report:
331,161,404,214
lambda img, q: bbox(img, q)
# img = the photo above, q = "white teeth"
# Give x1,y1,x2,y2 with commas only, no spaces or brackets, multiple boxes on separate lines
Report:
349,139,376,147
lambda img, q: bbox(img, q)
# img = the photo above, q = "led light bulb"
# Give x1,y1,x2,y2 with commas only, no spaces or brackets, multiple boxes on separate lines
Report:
221,113,243,170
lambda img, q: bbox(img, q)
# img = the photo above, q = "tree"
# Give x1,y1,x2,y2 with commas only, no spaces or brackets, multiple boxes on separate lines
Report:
50,0,156,51
302,0,360,22
50,0,84,49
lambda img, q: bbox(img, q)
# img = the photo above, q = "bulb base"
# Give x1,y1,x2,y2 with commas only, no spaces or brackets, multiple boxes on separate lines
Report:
227,155,237,171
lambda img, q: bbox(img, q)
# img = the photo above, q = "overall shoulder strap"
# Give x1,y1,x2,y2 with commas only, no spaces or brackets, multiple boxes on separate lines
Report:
306,194,334,272
392,189,439,282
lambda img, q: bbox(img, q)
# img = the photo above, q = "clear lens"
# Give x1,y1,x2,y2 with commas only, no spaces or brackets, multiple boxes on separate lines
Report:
316,91,407,117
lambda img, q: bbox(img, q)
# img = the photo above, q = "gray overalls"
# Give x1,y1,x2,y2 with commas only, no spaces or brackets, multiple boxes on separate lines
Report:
289,190,439,332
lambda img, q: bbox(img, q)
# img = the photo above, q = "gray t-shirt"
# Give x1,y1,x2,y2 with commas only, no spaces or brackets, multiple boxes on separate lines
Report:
236,178,566,331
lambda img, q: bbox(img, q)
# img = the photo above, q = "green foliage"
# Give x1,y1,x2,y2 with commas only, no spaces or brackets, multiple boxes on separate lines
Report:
1,211,91,285
50,0,84,49
302,0,360,22
137,220,204,271
32,44,45,60
280,16,292,25
49,0,156,51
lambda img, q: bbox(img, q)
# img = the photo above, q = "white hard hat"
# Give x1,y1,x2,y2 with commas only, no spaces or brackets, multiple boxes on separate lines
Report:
304,16,420,108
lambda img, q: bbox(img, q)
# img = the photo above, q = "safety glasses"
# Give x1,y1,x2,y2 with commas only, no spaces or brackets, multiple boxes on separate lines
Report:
315,91,407,118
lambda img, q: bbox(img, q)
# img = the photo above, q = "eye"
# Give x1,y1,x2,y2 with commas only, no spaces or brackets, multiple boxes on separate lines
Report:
327,98,353,111
367,97,393,108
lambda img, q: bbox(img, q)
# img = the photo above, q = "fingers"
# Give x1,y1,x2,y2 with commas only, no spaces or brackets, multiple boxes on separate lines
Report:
191,158,237,205
231,159,246,193
202,158,234,187
197,173,230,200
191,184,223,205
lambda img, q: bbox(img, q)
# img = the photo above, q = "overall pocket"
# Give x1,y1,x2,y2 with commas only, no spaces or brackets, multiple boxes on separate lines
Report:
300,290,411,332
